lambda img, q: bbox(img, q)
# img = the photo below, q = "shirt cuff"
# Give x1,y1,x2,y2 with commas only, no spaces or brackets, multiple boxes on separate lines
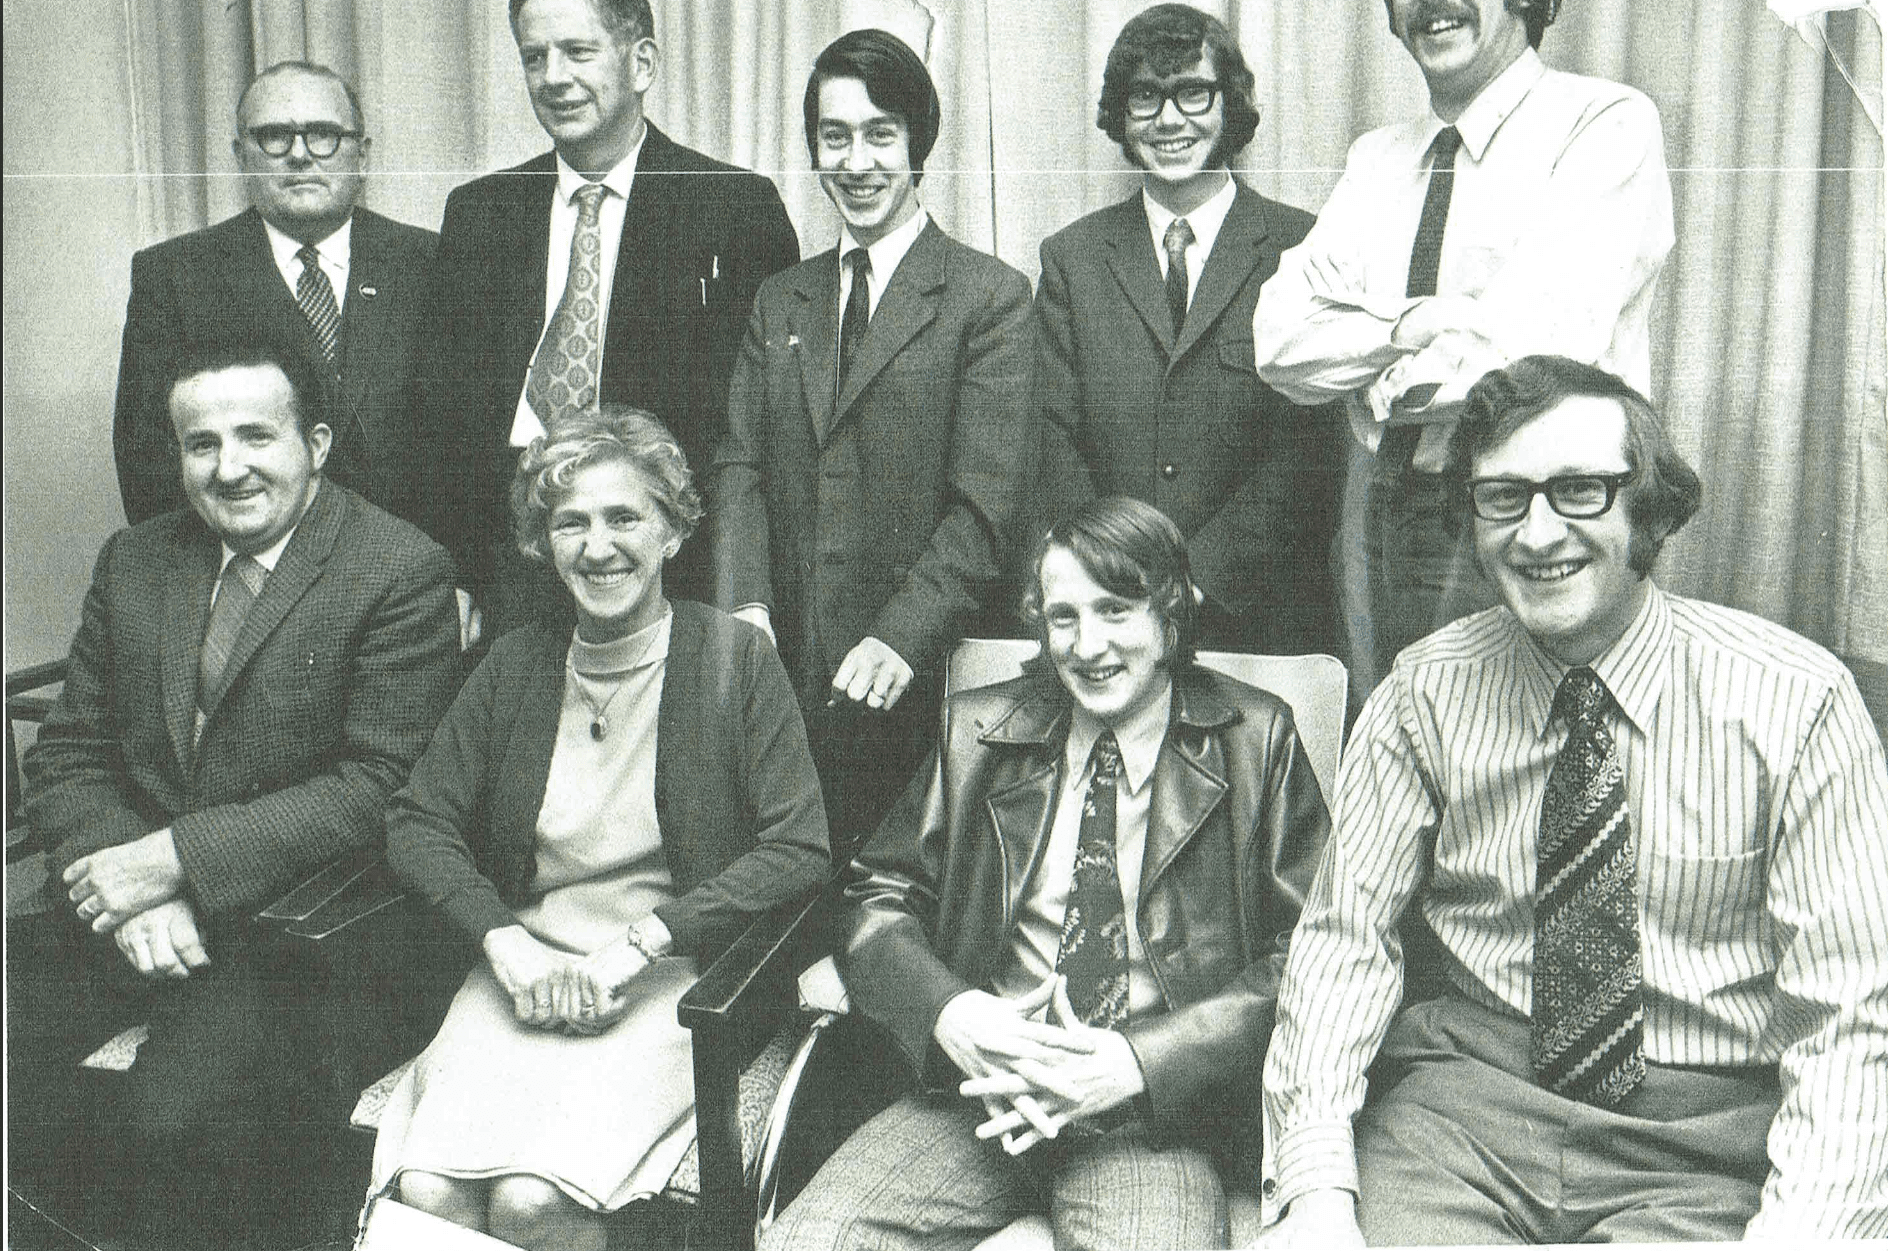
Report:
1262,1119,1360,1227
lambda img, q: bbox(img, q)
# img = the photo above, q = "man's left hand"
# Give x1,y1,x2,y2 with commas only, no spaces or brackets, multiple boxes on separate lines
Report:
64,829,185,933
960,977,1147,1150
830,637,914,711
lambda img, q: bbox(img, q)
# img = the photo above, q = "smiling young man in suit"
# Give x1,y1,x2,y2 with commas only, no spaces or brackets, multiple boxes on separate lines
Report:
10,338,462,1241
709,28,1034,850
1033,4,1344,657
112,62,436,530
417,0,798,637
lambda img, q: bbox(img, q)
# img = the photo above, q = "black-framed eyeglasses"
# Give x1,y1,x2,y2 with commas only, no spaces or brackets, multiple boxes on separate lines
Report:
245,124,363,159
1467,472,1635,522
1124,80,1220,120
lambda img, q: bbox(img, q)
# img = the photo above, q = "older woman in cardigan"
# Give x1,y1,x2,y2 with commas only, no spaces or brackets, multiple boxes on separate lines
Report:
369,407,831,1250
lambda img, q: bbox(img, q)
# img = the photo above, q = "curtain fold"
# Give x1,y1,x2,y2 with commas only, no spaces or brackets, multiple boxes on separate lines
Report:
109,0,1888,708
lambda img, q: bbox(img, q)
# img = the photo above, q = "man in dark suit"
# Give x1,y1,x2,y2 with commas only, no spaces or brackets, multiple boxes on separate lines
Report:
710,29,1033,849
417,0,798,634
1034,4,1343,656
113,61,436,529
9,339,462,1239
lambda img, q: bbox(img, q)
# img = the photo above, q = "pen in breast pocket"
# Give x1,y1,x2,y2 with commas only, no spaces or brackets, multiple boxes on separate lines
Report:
700,277,707,306
713,254,720,280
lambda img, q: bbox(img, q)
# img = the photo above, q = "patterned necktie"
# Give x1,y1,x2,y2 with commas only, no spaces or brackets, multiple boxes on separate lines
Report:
1162,217,1195,337
295,245,342,365
1532,666,1647,1107
526,183,608,421
198,554,266,714
1055,731,1130,1030
838,247,872,388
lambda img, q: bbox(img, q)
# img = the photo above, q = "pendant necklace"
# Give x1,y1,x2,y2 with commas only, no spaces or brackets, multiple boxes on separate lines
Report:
567,618,661,740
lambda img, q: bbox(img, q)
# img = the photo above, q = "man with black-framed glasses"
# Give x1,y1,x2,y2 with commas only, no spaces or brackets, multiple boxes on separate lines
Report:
112,61,438,536
1032,3,1344,659
1255,355,1888,1246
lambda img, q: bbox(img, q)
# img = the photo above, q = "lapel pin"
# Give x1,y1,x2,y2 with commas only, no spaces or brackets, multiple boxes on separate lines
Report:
359,284,378,298
787,334,801,348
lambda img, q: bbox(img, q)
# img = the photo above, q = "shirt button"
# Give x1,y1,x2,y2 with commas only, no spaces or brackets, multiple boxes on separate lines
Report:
1262,1178,1278,1197
1160,463,1179,480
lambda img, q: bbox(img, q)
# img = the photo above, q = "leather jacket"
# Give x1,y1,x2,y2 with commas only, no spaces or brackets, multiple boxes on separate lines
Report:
839,665,1330,1143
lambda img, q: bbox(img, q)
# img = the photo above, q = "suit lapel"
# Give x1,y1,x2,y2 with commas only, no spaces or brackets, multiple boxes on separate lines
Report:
197,483,345,725
336,210,389,429
985,762,1060,931
162,525,221,770
610,125,678,343
225,210,321,362
1171,184,1273,364
1101,199,1177,358
789,254,842,445
1140,731,1228,898
832,221,944,424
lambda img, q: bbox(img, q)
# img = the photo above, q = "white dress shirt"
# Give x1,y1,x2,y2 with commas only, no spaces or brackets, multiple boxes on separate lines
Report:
1261,584,1888,1238
836,205,929,327
509,122,647,446
990,682,1173,1018
263,216,352,316
1141,172,1236,313
1254,50,1674,412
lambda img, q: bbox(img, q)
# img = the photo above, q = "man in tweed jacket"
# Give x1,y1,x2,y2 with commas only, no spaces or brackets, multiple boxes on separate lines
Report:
9,337,461,1238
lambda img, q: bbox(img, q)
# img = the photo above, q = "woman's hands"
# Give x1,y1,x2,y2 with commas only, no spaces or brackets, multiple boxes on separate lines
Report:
482,922,667,1034
565,935,651,1034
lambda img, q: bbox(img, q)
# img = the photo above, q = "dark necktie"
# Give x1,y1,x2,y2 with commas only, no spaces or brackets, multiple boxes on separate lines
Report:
1406,126,1461,299
838,247,871,388
198,554,266,716
1055,731,1130,1030
526,183,608,421
1532,666,1647,1107
1162,217,1195,338
295,245,342,365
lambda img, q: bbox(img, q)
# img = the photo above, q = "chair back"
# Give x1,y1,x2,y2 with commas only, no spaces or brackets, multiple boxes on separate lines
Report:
944,639,1347,812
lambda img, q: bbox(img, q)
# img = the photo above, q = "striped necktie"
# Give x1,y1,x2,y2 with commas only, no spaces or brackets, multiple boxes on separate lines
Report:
198,554,266,716
1532,665,1647,1107
295,245,342,364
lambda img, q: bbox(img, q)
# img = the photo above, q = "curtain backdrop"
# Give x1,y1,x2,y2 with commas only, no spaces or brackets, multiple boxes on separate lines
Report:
112,0,1888,713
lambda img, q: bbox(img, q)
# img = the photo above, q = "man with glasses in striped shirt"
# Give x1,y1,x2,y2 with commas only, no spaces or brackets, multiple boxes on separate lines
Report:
1255,355,1888,1246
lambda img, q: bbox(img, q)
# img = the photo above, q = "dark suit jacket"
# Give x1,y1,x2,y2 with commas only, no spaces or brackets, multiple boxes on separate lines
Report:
383,603,831,960
112,207,437,526
1034,183,1343,653
415,124,799,604
25,481,462,919
710,221,1034,707
840,667,1329,1145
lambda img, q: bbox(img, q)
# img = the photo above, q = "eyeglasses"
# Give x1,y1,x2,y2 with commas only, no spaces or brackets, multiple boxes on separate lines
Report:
245,124,363,159
1466,472,1636,523
1124,80,1219,120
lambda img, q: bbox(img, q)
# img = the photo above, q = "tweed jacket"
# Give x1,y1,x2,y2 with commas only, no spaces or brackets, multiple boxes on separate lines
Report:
839,666,1329,1139
112,207,438,526
1033,183,1344,653
27,481,462,916
709,220,1034,708
413,124,799,603
383,601,832,960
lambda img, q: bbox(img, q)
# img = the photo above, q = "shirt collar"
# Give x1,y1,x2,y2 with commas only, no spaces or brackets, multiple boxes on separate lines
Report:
839,205,930,284
1141,172,1236,249
1517,580,1672,738
262,214,352,273
1064,681,1174,797
1426,46,1546,162
554,120,645,205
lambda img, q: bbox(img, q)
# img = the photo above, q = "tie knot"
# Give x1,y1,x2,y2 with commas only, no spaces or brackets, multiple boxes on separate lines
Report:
1552,666,1611,727
1088,730,1123,783
1163,217,1194,258
845,247,871,279
1430,126,1462,165
296,244,320,270
572,183,606,218
224,553,266,596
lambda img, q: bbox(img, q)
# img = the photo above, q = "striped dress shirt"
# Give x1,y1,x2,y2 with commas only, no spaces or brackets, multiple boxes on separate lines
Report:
1262,584,1888,1238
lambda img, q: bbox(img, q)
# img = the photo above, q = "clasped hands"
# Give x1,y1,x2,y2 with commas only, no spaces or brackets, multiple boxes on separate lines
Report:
482,924,652,1035
934,975,1145,1157
63,829,208,980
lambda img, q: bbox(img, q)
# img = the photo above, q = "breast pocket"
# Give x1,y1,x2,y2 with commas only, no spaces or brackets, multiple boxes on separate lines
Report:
1641,846,1770,981
1217,336,1258,374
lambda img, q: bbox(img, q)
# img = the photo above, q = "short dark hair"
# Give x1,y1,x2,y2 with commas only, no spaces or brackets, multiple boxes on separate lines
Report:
1451,355,1701,577
237,61,365,134
1384,0,1559,50
1022,497,1200,670
166,337,331,442
803,29,941,184
508,0,653,44
511,405,703,564
1096,4,1261,163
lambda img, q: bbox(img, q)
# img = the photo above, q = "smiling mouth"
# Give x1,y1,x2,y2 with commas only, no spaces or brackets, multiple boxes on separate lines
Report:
1416,14,1470,37
1515,560,1586,584
1147,137,1198,155
580,569,632,588
1070,663,1126,683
